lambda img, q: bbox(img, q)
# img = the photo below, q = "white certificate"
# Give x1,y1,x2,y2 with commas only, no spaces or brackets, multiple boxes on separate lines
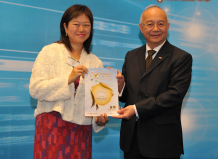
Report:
85,68,119,116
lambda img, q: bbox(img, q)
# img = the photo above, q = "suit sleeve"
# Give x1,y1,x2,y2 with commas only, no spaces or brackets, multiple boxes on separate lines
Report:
119,52,128,103
136,53,192,121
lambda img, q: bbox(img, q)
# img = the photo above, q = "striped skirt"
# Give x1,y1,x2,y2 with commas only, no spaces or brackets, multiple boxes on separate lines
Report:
33,111,92,159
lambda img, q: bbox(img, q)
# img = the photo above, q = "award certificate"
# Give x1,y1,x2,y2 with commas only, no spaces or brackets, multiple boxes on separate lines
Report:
85,68,118,116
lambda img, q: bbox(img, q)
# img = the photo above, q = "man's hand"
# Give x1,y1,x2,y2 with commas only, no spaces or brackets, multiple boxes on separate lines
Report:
112,105,135,120
95,113,109,126
107,67,124,93
116,70,125,93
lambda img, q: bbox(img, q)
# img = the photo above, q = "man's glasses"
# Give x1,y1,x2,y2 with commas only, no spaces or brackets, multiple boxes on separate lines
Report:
141,22,167,29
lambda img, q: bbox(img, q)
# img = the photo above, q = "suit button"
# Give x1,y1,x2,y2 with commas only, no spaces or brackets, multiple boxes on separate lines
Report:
139,95,142,99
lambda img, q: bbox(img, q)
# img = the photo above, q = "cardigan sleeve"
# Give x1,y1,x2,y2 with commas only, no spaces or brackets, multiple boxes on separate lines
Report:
92,117,105,133
29,45,72,102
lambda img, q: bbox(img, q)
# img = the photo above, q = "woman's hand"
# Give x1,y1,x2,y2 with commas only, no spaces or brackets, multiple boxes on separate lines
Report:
95,113,109,126
68,65,88,84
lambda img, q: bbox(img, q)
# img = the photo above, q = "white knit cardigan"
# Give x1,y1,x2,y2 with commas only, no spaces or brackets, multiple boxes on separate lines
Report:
29,43,104,132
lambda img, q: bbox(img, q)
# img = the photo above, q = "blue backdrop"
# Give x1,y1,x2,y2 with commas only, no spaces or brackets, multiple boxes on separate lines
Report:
0,0,217,158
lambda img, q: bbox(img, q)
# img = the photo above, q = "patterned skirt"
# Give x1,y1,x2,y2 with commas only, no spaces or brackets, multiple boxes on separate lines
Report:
33,111,92,159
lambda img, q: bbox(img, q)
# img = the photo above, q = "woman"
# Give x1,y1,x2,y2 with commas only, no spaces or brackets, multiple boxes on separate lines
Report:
29,4,109,159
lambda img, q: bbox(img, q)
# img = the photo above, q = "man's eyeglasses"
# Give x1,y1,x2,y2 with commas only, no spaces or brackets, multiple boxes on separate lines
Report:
141,22,167,29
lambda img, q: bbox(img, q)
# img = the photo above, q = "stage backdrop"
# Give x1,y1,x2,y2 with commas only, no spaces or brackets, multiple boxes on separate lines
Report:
0,0,217,158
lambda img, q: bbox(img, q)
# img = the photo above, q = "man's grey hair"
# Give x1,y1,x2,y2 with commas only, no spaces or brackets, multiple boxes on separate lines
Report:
139,4,169,24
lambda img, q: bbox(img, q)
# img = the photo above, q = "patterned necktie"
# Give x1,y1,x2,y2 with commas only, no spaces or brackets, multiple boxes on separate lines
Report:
145,50,156,70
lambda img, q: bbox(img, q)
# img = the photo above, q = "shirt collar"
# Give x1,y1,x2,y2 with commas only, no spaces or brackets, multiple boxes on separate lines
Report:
146,40,166,53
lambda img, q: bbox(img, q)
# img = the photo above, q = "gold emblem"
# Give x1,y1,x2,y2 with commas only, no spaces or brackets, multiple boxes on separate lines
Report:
90,82,114,110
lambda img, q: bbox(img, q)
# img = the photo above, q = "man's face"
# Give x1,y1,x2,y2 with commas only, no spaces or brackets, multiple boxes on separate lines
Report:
139,7,170,49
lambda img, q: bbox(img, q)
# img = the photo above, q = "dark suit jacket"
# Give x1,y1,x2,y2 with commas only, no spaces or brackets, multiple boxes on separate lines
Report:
119,40,192,158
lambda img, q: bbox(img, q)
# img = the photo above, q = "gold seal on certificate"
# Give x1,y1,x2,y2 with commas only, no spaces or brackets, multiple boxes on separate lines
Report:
91,82,114,106
85,68,118,116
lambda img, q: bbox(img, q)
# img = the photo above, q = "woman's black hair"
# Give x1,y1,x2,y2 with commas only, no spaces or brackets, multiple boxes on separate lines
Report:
57,4,93,54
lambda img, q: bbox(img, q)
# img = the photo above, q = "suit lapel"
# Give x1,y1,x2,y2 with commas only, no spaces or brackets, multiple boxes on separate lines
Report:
137,45,147,75
142,40,171,77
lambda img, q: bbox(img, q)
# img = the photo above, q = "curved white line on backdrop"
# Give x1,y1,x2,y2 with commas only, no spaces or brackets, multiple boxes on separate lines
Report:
181,98,209,147
0,0,215,26
0,48,38,54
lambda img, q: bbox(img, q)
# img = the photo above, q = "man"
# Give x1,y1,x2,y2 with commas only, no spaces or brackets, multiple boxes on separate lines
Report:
113,4,192,159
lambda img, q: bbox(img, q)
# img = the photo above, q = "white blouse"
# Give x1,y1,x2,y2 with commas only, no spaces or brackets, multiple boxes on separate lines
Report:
29,43,104,132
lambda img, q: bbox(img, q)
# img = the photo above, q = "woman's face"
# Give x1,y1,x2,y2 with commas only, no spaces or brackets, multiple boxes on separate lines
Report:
64,13,91,46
